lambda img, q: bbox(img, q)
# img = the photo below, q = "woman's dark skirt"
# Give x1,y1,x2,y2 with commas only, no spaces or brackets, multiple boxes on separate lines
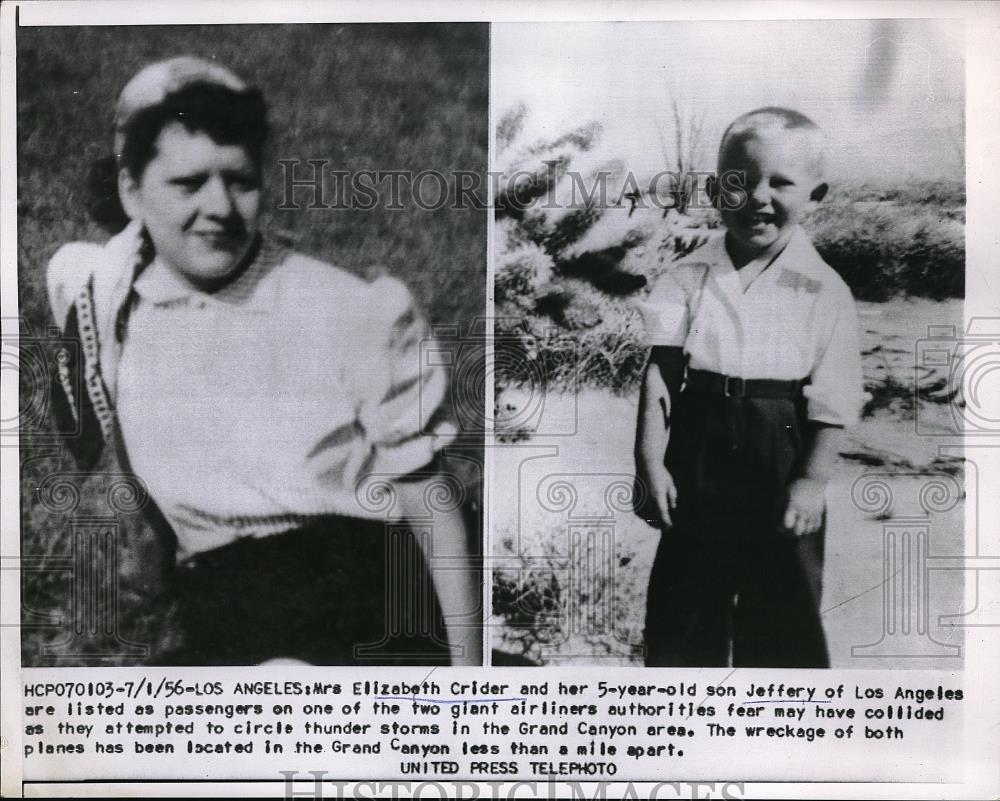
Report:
161,516,451,666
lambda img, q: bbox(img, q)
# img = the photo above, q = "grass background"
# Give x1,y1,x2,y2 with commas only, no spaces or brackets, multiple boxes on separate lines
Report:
17,24,488,665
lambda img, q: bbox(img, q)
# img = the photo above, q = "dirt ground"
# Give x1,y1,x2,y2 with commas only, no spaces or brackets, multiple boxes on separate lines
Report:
492,297,966,669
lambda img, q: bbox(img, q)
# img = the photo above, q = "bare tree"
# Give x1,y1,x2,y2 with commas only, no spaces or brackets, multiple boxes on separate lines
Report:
654,97,707,216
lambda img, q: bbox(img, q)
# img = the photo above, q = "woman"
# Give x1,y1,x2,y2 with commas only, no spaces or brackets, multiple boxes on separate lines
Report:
47,56,481,666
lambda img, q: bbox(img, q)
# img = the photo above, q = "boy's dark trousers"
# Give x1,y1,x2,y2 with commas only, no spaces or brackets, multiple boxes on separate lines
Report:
644,373,830,668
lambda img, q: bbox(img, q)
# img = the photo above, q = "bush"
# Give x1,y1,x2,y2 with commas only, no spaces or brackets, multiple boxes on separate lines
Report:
492,566,562,662
495,240,554,308
492,527,647,665
496,278,648,394
826,179,965,209
806,184,964,302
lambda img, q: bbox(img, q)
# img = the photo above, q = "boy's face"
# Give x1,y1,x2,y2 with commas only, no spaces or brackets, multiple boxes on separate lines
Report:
717,127,826,260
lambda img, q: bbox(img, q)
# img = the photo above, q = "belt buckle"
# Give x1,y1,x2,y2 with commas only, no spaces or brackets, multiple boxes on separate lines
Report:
724,375,745,398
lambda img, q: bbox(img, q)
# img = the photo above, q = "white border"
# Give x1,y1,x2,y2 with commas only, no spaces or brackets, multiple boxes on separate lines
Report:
959,11,1000,801
9,0,987,25
1,2,24,799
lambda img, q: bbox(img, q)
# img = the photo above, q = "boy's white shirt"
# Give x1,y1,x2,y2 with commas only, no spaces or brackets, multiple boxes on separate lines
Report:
636,226,863,427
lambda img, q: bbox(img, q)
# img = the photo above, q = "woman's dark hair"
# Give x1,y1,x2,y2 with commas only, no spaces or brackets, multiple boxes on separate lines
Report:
87,81,269,233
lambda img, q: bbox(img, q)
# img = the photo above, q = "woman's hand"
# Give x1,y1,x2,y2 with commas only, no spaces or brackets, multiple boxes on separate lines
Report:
394,474,483,667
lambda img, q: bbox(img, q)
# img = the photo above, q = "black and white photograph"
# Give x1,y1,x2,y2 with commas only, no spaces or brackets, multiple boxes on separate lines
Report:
3,2,1000,799
491,19,968,670
14,22,488,668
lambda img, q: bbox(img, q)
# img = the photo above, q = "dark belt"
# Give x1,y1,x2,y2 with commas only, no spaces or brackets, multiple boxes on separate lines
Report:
684,368,806,399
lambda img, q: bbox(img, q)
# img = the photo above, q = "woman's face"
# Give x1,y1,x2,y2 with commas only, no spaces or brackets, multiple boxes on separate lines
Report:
120,121,261,290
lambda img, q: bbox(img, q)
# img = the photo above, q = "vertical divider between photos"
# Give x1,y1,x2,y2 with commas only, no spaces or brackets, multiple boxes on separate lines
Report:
484,20,496,667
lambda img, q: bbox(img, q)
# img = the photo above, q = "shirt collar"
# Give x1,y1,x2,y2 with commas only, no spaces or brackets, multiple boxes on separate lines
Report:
770,226,826,277
707,226,824,278
132,235,287,312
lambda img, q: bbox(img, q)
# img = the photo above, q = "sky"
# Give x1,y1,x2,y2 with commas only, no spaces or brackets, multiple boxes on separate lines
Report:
492,19,964,183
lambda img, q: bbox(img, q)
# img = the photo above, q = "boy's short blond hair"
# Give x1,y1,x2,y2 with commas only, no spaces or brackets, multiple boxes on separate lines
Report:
719,107,826,178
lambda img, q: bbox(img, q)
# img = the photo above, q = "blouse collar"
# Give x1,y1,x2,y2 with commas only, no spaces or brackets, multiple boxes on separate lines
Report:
131,234,288,312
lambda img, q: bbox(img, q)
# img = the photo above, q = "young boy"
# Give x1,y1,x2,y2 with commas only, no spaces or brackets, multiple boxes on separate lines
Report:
635,108,863,668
